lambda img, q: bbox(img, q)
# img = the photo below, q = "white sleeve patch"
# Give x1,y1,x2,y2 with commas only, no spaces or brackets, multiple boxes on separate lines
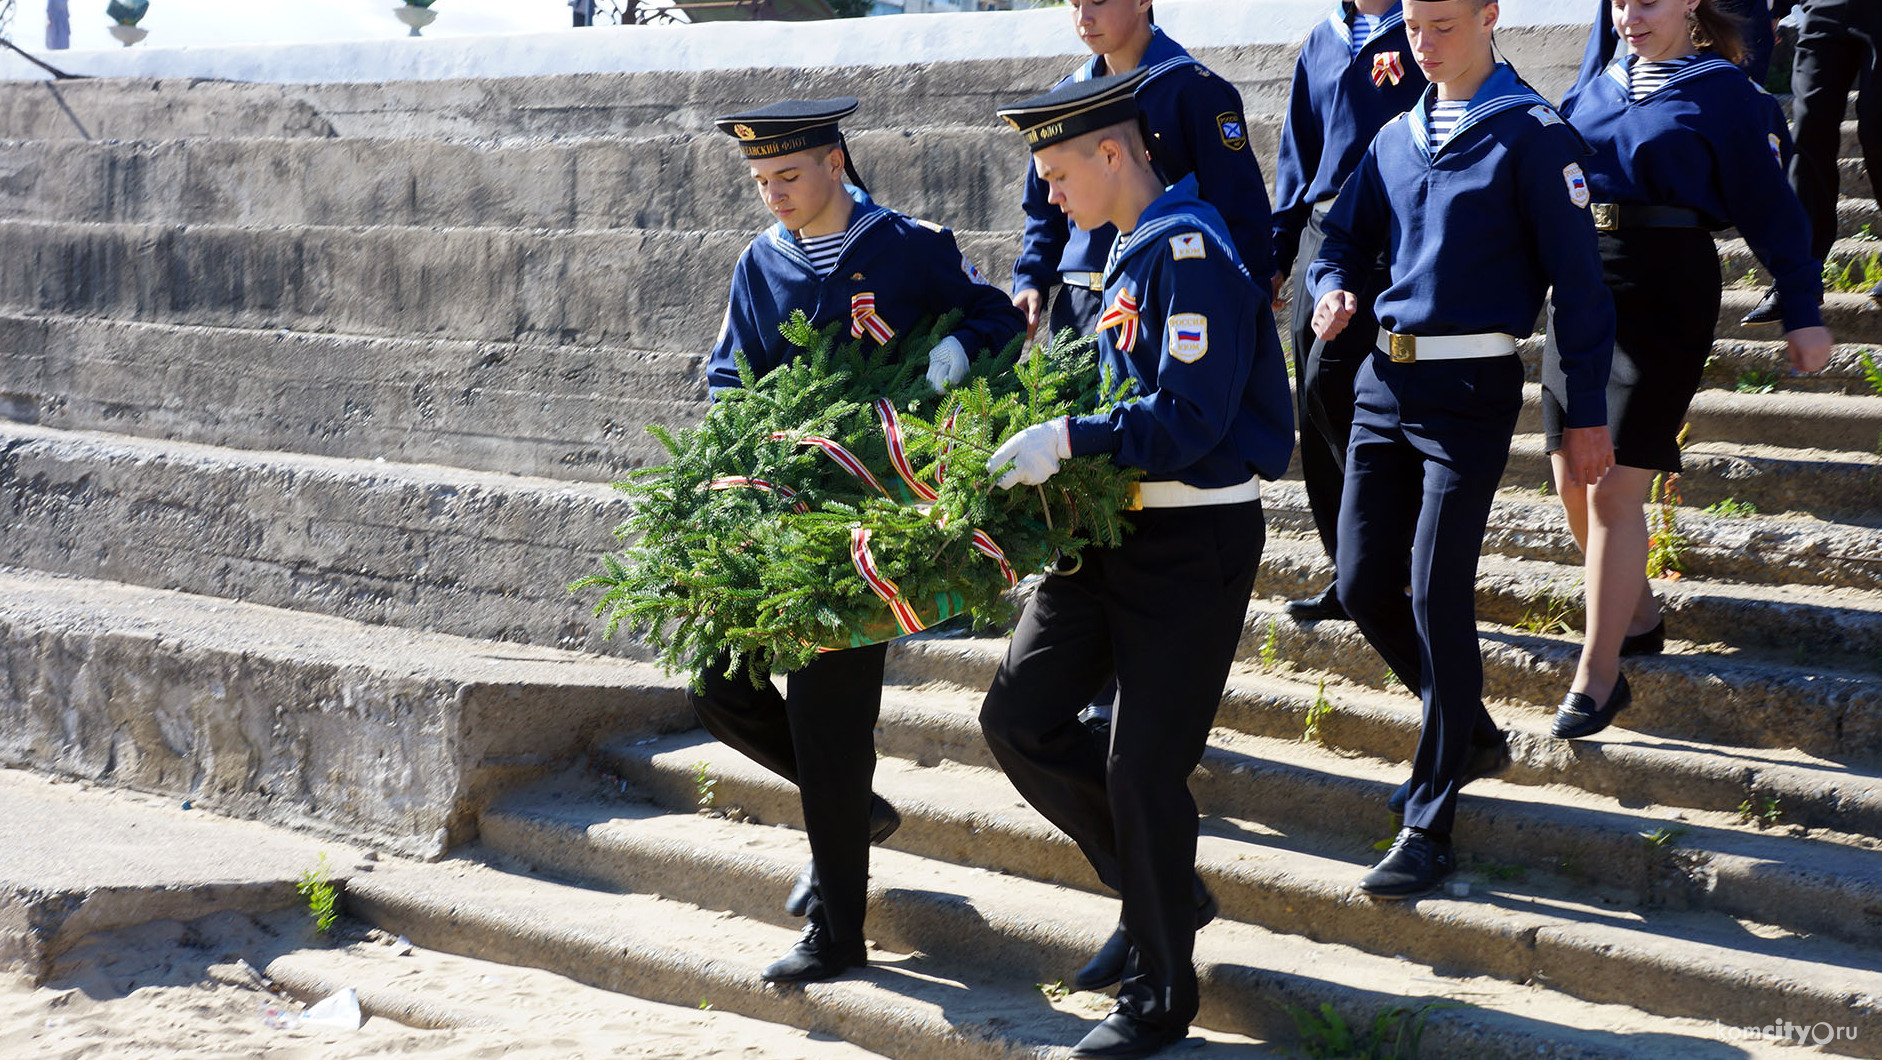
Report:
1167,313,1209,363
961,255,988,285
1170,232,1206,261
1530,104,1564,127
1563,163,1590,209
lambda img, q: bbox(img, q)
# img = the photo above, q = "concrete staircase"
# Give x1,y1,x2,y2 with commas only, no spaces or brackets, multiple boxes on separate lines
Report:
2,25,1879,1058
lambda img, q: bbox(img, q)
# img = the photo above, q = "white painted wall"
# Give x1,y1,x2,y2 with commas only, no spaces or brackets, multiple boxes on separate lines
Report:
0,0,1590,83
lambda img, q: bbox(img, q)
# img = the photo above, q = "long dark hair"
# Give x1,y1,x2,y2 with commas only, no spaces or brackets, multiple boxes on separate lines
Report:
1690,0,1747,66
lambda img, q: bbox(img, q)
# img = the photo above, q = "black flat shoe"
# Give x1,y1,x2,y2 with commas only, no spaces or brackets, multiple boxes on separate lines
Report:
1358,827,1454,900
1285,585,1348,622
760,913,866,983
1070,1009,1188,1059
1618,618,1665,657
785,795,902,917
1072,878,1217,992
1551,674,1632,740
1387,731,1511,814
1740,288,1784,327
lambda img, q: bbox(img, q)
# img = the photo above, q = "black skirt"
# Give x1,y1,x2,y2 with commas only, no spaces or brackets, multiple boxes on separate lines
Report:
1542,228,1721,473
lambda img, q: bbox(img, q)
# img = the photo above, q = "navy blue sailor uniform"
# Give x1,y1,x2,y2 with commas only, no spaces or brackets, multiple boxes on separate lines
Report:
1011,26,1276,338
707,199,1024,397
1307,65,1615,840
1546,49,1823,471
690,97,1026,982
982,74,1293,1045
1270,2,1427,597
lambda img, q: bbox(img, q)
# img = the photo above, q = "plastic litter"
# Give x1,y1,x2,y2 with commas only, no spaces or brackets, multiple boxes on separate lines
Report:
259,1000,300,1031
393,935,414,956
1443,880,1472,898
300,987,362,1031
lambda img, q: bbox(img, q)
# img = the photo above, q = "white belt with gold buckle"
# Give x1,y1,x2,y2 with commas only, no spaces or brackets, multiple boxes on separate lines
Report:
1061,271,1104,292
1376,328,1518,364
1127,475,1262,510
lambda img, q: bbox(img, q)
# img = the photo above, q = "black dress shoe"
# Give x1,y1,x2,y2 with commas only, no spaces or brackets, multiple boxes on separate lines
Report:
1072,879,1217,991
1071,1009,1188,1059
1551,674,1632,740
1285,585,1347,622
785,795,902,917
1618,618,1665,657
1386,732,1512,814
1358,827,1454,899
760,913,865,983
1740,288,1784,327
1871,279,1882,309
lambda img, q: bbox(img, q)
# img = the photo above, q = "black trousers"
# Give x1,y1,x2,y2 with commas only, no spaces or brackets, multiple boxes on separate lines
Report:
1789,0,1882,260
1336,354,1520,836
1049,282,1104,339
980,502,1266,1031
1287,205,1377,577
689,643,889,953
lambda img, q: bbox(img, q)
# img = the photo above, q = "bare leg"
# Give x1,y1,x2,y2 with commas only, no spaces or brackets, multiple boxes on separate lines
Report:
1562,464,1661,699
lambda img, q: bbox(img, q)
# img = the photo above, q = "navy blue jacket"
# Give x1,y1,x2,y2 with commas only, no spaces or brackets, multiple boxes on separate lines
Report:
1562,53,1823,332
1012,27,1276,295
1065,177,1295,487
1308,65,1615,429
708,199,1026,396
1271,3,1428,274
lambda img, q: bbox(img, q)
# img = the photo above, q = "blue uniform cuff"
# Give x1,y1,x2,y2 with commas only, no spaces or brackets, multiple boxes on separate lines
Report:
1781,299,1825,333
1562,390,1608,431
1065,414,1120,458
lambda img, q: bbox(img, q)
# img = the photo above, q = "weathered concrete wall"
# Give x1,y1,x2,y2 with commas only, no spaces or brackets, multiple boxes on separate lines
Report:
0,569,693,858
0,314,705,479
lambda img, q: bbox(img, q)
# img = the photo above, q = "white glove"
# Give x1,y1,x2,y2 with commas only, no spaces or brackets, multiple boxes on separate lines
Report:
988,418,1072,489
925,335,969,393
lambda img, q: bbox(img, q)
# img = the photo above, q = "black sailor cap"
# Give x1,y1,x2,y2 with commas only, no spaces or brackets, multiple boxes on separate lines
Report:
997,69,1147,152
713,97,859,160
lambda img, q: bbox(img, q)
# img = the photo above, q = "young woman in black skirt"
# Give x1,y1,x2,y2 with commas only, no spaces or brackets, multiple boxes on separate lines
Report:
1544,0,1833,739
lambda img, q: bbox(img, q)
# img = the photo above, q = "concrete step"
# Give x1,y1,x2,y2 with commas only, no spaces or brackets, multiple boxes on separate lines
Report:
1499,434,1882,524
1696,338,1882,396
0,564,691,853
471,776,1804,1058
883,637,1882,836
0,312,706,481
0,126,1034,236
0,419,638,659
0,218,1017,351
1723,234,1882,293
345,849,1277,1060
1247,535,1882,665
597,732,1882,1047
1509,381,1882,456
1262,477,1882,594
888,575,1882,762
1716,289,1879,343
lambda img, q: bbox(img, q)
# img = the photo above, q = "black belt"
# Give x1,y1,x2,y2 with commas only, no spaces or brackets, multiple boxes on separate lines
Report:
1590,203,1706,231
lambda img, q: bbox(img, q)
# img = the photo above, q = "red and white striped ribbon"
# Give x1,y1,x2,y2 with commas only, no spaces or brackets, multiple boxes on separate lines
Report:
850,292,896,344
1097,289,1140,353
850,527,928,635
704,475,809,513
935,408,960,487
874,398,940,502
969,528,1018,587
772,431,891,498
1372,50,1405,87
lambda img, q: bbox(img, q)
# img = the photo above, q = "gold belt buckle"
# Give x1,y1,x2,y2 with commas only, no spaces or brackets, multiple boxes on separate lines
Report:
1387,332,1417,364
1125,481,1144,511
1591,203,1618,231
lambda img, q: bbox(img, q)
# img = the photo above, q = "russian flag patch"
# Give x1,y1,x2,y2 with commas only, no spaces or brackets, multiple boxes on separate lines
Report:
1168,313,1209,363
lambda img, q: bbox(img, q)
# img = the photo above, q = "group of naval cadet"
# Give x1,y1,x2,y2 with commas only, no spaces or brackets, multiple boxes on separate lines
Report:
683,0,1835,1056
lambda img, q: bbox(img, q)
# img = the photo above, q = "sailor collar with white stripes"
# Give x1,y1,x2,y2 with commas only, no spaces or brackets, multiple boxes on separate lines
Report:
1602,51,1742,101
1326,2,1405,62
766,198,895,276
1406,64,1555,160
1103,189,1250,285
1073,25,1201,89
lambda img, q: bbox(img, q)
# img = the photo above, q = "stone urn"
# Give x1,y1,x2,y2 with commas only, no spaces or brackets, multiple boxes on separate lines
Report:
393,3,437,36
108,23,148,46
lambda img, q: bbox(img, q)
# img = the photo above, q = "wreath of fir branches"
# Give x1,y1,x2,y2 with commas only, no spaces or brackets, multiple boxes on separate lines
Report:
574,310,1143,684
